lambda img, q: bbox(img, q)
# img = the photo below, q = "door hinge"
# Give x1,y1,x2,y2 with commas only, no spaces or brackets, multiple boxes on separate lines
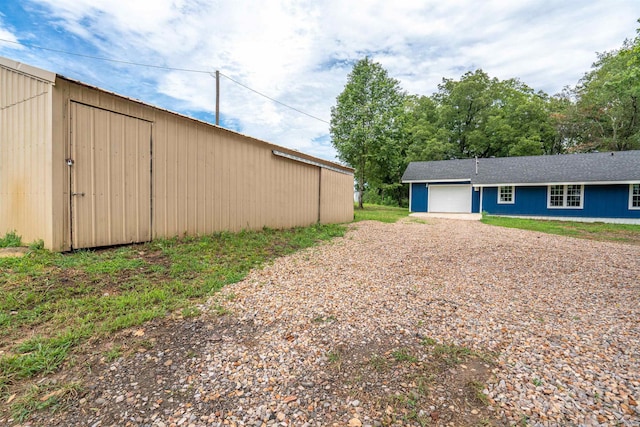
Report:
66,158,74,166
72,192,85,197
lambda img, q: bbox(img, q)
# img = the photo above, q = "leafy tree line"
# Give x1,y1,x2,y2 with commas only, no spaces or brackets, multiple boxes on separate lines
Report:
331,25,640,208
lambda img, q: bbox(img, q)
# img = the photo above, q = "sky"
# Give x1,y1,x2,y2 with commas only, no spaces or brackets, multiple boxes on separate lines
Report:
1,1,639,162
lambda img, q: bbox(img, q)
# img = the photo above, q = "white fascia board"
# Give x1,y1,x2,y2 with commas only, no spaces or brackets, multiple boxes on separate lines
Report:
474,180,640,187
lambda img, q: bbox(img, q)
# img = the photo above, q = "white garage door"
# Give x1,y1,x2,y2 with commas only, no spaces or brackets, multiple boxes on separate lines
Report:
428,185,472,213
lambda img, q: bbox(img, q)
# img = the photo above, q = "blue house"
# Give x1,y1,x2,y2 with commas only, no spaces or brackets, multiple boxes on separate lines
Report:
402,151,640,224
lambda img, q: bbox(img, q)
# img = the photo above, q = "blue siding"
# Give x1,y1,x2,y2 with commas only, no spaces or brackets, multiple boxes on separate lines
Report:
482,184,640,219
472,188,481,213
411,183,428,212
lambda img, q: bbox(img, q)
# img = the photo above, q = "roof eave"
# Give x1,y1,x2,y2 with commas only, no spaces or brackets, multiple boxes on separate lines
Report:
0,56,56,83
403,178,472,183
474,180,640,187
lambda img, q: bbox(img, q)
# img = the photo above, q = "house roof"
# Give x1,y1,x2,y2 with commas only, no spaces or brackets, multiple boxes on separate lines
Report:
402,150,640,185
402,159,474,182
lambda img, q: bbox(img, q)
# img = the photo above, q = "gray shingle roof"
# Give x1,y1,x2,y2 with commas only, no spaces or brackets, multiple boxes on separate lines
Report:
402,159,474,182
401,150,640,185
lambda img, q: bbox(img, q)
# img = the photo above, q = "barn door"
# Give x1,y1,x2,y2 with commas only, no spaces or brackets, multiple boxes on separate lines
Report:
70,102,152,249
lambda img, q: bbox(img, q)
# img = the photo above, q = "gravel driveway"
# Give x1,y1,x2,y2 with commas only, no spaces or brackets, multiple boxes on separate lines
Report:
22,219,639,427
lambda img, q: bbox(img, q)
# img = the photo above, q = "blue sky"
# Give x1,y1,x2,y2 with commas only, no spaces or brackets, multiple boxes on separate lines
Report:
1,0,639,161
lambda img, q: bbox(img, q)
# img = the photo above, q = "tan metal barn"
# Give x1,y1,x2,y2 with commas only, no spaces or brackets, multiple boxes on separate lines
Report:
0,56,354,251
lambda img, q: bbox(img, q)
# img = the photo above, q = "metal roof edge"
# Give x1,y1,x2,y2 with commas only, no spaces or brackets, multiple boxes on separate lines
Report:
273,150,353,175
0,55,56,83
54,75,352,174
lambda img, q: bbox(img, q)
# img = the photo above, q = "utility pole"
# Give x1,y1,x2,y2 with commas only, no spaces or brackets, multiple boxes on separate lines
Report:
215,70,220,126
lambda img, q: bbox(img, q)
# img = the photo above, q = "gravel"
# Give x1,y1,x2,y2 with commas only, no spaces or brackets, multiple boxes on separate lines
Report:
16,219,640,426
218,219,639,426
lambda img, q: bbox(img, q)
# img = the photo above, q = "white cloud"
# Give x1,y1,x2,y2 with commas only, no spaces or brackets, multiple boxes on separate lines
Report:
0,15,21,48
7,0,640,161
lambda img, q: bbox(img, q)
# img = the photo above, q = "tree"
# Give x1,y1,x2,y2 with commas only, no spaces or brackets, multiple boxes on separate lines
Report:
548,89,585,153
405,70,559,160
330,58,406,208
433,70,496,158
569,35,640,152
403,95,455,162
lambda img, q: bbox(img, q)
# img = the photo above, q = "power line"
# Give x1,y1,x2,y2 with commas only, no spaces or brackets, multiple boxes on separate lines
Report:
0,37,330,124
216,72,330,124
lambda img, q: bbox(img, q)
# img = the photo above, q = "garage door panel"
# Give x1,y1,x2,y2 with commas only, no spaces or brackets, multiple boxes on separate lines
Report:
428,185,471,213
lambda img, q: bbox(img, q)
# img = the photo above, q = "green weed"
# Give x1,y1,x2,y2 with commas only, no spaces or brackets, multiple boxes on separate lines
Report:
11,382,81,422
138,339,155,350
103,346,123,362
369,354,387,371
468,380,489,404
181,306,201,318
0,230,22,247
391,348,418,363
432,343,474,365
312,315,337,323
212,304,230,316
327,350,342,364
421,336,437,346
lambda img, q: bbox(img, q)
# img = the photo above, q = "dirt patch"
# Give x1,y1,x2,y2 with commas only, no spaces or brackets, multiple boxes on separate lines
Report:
14,314,505,427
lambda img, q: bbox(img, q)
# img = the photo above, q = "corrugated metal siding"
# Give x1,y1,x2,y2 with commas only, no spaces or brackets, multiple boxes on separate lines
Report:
0,65,52,245
152,118,320,237
49,77,352,249
319,168,354,223
70,102,151,248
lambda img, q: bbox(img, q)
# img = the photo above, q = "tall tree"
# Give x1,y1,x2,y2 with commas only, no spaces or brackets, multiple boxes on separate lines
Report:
569,34,640,152
407,70,559,160
330,58,405,208
403,95,454,162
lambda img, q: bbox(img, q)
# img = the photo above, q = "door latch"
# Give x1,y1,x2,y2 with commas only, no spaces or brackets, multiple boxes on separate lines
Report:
66,158,74,166
72,192,85,197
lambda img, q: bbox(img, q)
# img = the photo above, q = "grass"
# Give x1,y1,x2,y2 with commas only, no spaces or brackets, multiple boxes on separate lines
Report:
391,348,418,363
327,350,342,363
312,315,336,323
103,346,123,362
368,354,387,372
481,215,640,244
353,203,409,223
468,380,489,404
0,224,346,414
10,382,81,422
0,231,22,248
421,338,479,366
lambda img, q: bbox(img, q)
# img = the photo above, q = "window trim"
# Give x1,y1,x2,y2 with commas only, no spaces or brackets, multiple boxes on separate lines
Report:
497,185,515,204
547,184,584,209
630,183,640,210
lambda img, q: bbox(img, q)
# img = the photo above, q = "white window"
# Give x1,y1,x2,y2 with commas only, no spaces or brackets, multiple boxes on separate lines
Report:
630,184,640,210
547,184,583,209
498,186,514,204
